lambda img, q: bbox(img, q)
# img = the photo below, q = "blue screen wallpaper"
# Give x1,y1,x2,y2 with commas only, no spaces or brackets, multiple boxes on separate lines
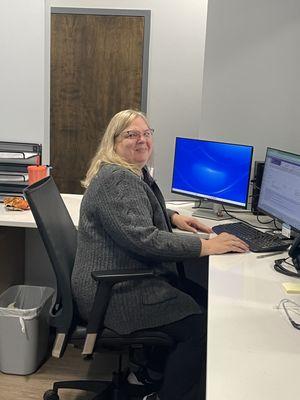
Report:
172,138,253,206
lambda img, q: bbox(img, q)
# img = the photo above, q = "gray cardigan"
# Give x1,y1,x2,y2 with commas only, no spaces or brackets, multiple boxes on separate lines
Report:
71,164,202,334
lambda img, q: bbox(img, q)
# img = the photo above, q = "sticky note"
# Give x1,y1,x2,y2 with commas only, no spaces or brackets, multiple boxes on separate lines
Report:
282,282,300,294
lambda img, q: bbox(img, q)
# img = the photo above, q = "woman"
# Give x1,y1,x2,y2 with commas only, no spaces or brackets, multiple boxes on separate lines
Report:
71,110,248,400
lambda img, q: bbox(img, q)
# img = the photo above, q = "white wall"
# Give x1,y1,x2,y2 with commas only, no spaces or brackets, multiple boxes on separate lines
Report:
49,0,208,197
0,0,49,162
0,0,208,195
5,1,299,197
200,0,300,163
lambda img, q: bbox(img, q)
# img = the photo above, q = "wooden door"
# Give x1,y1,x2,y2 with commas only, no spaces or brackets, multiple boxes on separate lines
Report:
51,12,147,193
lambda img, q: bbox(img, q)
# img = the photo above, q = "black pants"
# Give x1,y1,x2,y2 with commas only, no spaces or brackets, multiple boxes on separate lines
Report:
145,279,207,400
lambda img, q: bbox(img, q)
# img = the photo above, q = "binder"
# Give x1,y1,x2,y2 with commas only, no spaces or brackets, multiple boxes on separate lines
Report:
0,141,42,200
0,142,40,165
0,173,28,183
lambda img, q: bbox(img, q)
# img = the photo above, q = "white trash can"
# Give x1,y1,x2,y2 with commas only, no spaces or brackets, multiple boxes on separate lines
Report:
0,285,54,375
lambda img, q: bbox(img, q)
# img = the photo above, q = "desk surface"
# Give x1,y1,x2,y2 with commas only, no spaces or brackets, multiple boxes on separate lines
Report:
169,203,300,400
1,199,299,399
0,194,82,228
207,252,300,400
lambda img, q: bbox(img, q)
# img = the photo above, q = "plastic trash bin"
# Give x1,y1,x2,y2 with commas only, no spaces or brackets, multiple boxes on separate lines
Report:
0,285,54,375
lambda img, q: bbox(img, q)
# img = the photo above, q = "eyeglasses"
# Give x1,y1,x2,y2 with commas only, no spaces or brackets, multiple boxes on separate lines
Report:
121,129,154,140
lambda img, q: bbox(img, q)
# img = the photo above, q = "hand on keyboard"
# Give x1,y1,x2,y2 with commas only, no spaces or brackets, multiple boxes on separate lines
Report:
201,232,249,256
212,222,290,253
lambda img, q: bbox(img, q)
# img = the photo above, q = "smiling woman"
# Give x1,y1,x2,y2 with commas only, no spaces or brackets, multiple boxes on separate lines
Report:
81,110,152,187
114,116,153,168
72,109,248,400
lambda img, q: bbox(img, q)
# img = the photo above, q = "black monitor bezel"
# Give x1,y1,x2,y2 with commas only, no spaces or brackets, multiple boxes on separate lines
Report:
171,137,254,210
257,146,300,233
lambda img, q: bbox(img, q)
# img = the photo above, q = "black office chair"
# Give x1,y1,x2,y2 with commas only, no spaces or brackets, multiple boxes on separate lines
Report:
23,176,174,400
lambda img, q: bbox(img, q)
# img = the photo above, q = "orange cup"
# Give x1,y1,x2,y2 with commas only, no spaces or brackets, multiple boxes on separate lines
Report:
27,165,48,185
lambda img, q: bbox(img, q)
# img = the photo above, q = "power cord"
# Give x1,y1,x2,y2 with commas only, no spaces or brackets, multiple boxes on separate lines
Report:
276,299,300,330
256,214,275,225
273,219,281,230
274,257,300,278
221,205,274,231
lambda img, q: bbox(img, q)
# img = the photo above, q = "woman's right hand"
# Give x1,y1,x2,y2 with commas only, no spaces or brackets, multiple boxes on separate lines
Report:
200,233,249,256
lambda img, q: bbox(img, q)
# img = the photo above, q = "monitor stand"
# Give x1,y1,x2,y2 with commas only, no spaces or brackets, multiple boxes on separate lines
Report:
192,202,231,221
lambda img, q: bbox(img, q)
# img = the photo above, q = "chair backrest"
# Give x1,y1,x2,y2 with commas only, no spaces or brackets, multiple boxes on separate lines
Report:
23,176,78,333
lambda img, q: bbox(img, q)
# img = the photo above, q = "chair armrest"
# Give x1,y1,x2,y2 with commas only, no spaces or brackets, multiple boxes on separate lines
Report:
82,269,155,355
91,269,156,283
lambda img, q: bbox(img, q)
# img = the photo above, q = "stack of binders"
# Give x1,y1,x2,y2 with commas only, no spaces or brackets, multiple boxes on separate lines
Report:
0,141,42,201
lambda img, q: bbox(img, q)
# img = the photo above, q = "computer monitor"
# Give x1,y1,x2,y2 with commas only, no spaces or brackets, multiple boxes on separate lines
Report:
258,147,300,234
171,137,254,220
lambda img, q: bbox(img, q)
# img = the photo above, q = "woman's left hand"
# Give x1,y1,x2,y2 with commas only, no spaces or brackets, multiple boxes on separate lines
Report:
171,213,213,234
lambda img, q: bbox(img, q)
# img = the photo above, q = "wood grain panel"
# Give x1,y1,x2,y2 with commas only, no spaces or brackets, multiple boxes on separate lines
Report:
51,14,145,193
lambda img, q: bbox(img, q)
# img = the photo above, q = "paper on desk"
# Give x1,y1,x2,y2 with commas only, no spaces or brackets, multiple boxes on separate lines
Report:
282,282,300,294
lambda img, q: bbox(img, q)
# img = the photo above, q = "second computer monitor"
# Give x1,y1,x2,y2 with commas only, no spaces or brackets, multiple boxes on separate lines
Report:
258,147,300,233
171,137,253,219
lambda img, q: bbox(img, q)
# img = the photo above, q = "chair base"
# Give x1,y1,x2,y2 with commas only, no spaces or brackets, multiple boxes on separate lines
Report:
43,376,154,400
43,383,114,399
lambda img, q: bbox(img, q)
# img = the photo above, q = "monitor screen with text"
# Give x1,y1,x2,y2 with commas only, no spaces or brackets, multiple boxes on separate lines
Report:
258,147,300,232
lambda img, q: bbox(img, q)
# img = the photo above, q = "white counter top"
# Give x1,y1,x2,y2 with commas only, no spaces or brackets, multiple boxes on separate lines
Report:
0,193,82,228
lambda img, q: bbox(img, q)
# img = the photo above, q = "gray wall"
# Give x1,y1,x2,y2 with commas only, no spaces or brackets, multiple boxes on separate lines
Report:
200,0,300,163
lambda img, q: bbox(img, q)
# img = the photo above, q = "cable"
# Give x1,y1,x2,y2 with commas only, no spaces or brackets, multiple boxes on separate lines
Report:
283,259,294,267
256,214,275,225
273,219,281,230
276,299,300,330
274,257,300,278
221,205,273,230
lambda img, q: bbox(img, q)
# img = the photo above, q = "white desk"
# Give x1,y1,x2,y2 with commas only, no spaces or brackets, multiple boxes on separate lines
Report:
1,199,299,399
169,203,300,400
207,251,300,400
0,193,82,228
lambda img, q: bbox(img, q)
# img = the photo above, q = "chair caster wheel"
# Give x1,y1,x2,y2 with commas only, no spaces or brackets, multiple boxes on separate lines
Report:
43,389,59,400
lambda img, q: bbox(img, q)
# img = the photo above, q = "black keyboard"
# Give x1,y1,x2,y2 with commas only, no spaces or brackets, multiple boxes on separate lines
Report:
212,222,290,253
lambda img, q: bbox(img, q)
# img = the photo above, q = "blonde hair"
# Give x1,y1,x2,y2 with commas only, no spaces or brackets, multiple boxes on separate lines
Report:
82,109,150,188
